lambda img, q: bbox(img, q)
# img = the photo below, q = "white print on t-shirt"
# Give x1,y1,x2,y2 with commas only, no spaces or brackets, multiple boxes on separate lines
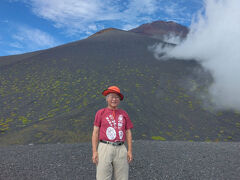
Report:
118,115,123,129
119,131,123,140
106,114,118,128
106,117,112,127
109,115,116,127
105,113,124,140
106,127,116,140
118,122,122,129
118,115,123,121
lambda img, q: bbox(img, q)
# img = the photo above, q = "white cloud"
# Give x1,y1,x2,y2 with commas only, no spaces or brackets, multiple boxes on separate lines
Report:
9,42,24,48
159,1,199,25
163,2,180,16
22,0,200,35
20,27,56,47
122,24,140,31
125,0,158,15
153,0,240,111
88,24,98,31
11,26,58,52
24,0,121,35
6,50,24,55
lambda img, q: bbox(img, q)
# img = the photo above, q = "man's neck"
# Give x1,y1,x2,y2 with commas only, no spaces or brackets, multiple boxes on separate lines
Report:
107,106,118,110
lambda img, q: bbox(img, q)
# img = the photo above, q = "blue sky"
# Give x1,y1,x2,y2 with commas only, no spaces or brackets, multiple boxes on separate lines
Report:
0,0,204,56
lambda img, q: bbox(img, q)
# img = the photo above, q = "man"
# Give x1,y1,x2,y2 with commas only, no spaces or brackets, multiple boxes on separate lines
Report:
92,86,133,180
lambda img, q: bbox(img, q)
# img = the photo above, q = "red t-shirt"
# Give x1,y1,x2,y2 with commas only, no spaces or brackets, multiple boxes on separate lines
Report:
94,108,133,142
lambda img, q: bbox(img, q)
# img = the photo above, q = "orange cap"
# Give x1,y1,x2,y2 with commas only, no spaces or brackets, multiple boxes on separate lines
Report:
102,86,124,101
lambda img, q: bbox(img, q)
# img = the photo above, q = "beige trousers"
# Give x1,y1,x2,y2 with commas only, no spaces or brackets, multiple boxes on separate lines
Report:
96,142,129,180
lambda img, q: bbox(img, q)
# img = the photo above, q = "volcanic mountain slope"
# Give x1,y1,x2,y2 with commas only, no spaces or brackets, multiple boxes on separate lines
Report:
0,27,240,145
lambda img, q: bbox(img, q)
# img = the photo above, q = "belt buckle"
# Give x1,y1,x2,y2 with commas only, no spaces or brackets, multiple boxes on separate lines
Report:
113,142,118,146
114,142,122,146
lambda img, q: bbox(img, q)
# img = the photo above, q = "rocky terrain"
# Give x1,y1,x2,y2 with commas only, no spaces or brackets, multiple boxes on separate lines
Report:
0,140,240,180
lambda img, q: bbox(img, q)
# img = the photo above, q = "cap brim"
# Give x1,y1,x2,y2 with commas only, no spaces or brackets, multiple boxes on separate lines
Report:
102,89,124,101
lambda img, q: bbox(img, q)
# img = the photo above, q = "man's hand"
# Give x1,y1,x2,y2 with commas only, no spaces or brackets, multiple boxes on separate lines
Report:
92,151,98,164
92,126,99,164
127,151,133,163
126,129,133,163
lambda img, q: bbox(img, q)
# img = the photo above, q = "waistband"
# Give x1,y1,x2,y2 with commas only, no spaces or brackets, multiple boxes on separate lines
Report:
100,140,124,146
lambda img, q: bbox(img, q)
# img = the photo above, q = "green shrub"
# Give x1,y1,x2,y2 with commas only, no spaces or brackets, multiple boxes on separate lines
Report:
151,136,166,141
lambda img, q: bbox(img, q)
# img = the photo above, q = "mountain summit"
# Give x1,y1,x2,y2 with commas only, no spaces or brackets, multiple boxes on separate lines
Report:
88,28,123,38
129,20,189,39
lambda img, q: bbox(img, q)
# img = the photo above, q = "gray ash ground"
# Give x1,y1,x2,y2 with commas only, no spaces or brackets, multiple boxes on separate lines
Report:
0,140,240,180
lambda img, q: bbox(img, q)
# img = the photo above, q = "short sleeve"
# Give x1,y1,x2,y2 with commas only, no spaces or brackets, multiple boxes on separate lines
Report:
94,109,102,127
124,111,133,130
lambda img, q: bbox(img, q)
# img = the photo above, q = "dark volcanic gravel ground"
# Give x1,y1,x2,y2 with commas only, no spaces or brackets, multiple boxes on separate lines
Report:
0,140,240,180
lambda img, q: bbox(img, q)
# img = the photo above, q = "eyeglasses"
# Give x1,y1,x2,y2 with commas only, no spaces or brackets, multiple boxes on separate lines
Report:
108,95,120,99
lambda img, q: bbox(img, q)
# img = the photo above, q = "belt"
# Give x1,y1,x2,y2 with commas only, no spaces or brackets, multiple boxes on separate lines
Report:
100,140,124,146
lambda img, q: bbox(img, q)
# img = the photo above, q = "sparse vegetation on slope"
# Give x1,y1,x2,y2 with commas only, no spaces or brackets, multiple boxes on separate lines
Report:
0,29,240,145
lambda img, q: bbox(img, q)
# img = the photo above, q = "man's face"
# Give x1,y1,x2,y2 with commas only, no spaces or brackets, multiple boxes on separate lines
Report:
107,93,120,109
